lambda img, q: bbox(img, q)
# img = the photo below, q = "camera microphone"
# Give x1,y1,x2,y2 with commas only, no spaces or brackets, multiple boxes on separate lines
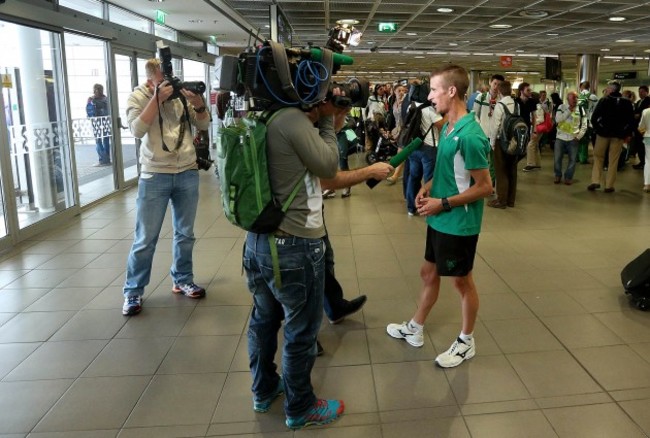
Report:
366,137,423,188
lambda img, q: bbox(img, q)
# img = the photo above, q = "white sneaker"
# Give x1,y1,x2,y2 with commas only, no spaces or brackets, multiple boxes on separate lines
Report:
386,321,424,347
435,337,475,368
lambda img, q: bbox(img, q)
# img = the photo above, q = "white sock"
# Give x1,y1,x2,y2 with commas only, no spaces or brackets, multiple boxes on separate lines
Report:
459,332,474,343
408,319,423,332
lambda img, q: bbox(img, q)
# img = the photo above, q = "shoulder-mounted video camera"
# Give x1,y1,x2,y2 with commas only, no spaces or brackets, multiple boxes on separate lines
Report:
214,24,369,112
158,46,207,100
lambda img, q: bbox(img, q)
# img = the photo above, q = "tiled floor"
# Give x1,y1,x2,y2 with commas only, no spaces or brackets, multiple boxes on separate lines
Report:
1,151,650,437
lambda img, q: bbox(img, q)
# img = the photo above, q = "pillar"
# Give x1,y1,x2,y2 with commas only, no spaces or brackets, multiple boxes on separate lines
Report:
577,54,600,95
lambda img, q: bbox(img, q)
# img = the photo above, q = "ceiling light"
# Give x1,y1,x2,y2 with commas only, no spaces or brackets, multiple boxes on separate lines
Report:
546,33,559,36
406,32,418,36
644,49,650,53
264,25,270,28
490,24,512,29
601,48,611,52
397,62,406,65
449,43,458,46
515,50,525,53
414,55,425,58
437,7,454,13
616,39,635,43
519,10,548,19
609,16,626,22
188,19,203,23
366,41,375,45
148,0,164,2
336,19,359,25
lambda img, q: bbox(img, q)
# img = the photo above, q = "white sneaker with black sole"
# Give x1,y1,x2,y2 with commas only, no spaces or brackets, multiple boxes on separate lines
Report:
435,337,475,368
386,321,424,347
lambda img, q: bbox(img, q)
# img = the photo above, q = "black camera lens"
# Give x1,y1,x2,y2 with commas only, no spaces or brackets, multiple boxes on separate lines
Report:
182,81,206,95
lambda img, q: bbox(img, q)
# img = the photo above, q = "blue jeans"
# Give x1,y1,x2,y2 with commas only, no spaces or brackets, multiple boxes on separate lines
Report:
553,138,578,180
244,232,325,418
406,145,436,213
95,136,111,164
123,170,199,298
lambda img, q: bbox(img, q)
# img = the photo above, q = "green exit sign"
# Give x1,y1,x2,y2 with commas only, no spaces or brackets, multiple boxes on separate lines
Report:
378,22,398,32
155,10,167,25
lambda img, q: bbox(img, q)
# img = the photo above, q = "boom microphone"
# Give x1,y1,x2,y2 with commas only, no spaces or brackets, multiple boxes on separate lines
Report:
310,48,354,65
366,137,424,188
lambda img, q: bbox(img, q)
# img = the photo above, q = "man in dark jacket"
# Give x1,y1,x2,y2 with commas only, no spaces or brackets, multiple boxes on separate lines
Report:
588,80,635,192
87,84,111,166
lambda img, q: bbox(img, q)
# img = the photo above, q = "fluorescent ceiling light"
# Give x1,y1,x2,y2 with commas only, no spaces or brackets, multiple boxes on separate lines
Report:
414,55,425,58
490,24,512,29
519,10,548,18
449,43,458,46
609,17,626,22
336,19,359,25
546,33,559,36
600,48,610,52
437,8,454,13
406,32,418,36
616,39,634,43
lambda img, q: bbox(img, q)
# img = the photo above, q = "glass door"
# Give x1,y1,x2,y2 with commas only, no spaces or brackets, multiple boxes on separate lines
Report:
0,21,76,232
113,51,151,182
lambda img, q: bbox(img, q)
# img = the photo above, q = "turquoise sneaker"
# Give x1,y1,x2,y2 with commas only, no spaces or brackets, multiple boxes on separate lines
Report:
253,378,284,413
285,399,344,429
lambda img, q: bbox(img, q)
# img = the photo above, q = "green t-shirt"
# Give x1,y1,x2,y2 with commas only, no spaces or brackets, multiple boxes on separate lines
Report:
426,113,490,236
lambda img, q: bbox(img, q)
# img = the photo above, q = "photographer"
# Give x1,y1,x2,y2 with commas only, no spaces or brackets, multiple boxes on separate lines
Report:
243,90,346,430
121,58,210,316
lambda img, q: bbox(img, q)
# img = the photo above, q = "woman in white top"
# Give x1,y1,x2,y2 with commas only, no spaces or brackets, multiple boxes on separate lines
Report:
637,107,650,192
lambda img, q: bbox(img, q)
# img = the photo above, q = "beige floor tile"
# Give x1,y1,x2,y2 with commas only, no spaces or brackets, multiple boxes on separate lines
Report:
445,355,531,405
0,253,53,270
566,287,630,313
83,337,175,377
179,306,250,336
313,329,370,367
483,318,563,353
0,311,76,343
541,314,624,348
5,269,78,289
619,398,650,435
4,339,107,381
211,371,281,424
0,343,40,379
0,271,29,289
506,350,601,398
119,425,208,438
29,430,118,437
115,307,194,338
57,268,125,288
33,376,150,432
544,403,647,438
0,313,14,327
25,287,103,312
0,379,73,434
311,365,378,414
372,361,455,411
464,410,558,438
293,425,381,437
593,310,650,343
357,276,414,301
384,417,471,437
0,288,50,313
477,293,534,321
37,253,101,270
50,309,128,341
157,335,239,374
516,291,588,317
573,345,650,391
361,298,418,329
125,373,226,428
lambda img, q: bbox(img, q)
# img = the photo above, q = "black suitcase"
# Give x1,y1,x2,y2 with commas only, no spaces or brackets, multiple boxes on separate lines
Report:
621,249,650,311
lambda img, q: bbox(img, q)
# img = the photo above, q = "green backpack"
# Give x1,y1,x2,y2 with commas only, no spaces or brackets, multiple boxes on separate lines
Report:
217,109,305,286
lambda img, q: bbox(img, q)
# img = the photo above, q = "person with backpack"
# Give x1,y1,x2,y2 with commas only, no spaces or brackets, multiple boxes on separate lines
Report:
517,83,541,172
577,81,599,164
588,80,635,193
488,81,519,209
553,91,587,185
87,83,111,166
473,74,504,186
242,91,346,429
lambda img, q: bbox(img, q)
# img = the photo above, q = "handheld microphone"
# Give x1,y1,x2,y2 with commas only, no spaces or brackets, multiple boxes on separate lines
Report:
366,137,423,188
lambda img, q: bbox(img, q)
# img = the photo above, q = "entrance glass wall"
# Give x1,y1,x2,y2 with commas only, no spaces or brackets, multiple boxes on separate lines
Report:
64,32,117,205
0,21,75,230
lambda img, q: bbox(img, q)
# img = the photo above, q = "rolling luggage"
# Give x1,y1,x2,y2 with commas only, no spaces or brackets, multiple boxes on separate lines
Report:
621,249,650,311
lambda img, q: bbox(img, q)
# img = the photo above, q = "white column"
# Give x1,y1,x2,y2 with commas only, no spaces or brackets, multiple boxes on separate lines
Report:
17,26,56,212
577,54,600,94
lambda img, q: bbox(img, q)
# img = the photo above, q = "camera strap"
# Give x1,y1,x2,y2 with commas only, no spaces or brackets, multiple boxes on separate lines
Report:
157,91,190,152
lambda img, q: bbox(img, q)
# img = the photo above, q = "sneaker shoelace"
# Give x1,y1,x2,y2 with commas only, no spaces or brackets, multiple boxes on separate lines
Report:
127,297,140,306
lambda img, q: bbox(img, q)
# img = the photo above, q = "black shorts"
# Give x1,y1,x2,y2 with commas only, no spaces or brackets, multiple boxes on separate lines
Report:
424,227,479,277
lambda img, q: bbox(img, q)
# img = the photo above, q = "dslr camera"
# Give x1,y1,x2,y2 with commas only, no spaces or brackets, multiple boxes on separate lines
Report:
193,130,214,171
214,24,368,111
158,46,207,100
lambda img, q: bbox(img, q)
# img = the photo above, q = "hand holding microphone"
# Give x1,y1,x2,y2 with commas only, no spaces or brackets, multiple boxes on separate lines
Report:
366,137,423,188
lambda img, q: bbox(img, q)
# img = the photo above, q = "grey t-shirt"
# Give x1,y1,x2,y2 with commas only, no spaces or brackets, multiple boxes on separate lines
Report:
266,108,339,239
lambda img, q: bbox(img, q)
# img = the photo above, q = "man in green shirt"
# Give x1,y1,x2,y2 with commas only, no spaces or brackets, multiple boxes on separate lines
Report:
387,65,492,368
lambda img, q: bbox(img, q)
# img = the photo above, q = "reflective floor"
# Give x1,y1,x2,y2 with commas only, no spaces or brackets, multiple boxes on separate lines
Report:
1,150,650,437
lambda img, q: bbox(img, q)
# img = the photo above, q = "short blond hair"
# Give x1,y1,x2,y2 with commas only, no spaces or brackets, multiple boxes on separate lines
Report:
145,58,161,80
430,65,469,100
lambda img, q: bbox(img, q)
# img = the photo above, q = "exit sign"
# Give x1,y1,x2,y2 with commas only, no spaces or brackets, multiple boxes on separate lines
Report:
378,22,398,32
155,10,166,25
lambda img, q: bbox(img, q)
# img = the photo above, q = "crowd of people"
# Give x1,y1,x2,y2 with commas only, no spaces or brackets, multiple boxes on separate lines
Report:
119,57,650,431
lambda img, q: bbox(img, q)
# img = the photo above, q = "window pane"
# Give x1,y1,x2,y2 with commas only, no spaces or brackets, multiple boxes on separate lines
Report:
59,0,103,18
108,5,150,34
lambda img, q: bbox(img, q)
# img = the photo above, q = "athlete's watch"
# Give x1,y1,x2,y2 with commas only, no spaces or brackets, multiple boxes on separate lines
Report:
441,197,452,212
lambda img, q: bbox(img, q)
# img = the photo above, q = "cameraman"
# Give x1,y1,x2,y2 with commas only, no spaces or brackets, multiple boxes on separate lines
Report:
243,91,346,429
121,58,210,316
